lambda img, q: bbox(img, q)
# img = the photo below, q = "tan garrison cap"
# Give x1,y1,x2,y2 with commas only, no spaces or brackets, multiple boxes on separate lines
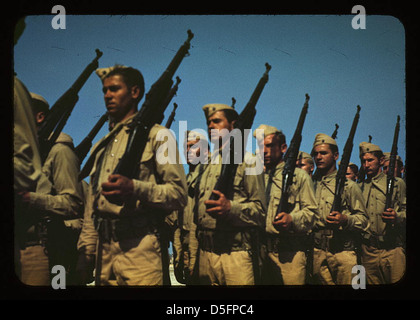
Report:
359,141,382,155
187,130,207,142
202,103,237,119
383,152,402,163
253,124,281,141
95,65,128,81
30,92,49,108
312,133,337,149
298,151,314,164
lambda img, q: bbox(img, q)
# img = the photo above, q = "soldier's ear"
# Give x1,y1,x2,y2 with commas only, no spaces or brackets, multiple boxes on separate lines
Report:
36,111,46,125
130,85,141,100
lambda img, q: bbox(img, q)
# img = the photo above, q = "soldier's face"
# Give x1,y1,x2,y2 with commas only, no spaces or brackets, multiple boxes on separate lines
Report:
207,111,235,143
102,75,140,122
296,158,314,176
312,144,338,171
346,166,357,181
263,134,286,169
186,139,204,164
362,153,383,177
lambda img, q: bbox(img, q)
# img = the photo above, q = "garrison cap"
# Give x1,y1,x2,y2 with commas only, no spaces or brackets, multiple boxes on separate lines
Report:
383,152,402,163
186,130,207,142
253,124,282,141
312,133,337,149
30,92,49,109
95,65,128,81
359,141,382,155
298,151,314,164
202,103,238,119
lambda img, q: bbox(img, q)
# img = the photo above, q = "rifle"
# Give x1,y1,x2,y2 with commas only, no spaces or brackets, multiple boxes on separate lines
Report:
165,103,178,129
38,49,103,162
112,30,193,179
274,94,310,220
331,105,361,213
161,76,181,127
331,123,339,139
385,115,400,211
209,62,271,201
74,112,109,164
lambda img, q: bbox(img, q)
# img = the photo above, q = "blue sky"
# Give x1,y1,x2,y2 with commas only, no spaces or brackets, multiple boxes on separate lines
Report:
14,14,406,171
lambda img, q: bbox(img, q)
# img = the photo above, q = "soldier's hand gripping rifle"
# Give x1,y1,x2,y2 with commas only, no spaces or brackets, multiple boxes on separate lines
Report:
74,112,109,164
384,115,400,224
330,106,361,215
273,94,310,223
165,102,178,129
209,63,271,202
111,30,193,180
38,49,103,163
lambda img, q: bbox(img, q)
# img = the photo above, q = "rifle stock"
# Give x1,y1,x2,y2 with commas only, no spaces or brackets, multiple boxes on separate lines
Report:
38,49,103,162
274,94,310,219
331,105,361,213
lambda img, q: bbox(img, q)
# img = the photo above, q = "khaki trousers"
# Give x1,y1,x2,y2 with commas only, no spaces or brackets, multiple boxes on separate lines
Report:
19,245,50,286
313,248,357,285
198,249,254,285
98,234,163,286
268,251,307,285
361,244,405,285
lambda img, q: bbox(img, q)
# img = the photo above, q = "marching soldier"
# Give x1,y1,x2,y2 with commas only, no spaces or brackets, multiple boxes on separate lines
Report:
76,65,187,286
310,133,368,285
17,93,84,286
359,142,406,284
191,103,266,285
254,124,318,285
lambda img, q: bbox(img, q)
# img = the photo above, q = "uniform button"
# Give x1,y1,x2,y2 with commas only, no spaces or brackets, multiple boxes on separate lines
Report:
114,139,118,142
111,153,115,157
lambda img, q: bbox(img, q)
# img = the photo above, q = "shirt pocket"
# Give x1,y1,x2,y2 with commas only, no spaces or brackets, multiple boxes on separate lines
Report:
137,146,155,182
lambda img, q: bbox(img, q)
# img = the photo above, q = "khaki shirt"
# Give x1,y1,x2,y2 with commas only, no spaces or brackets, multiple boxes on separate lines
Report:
191,149,267,252
265,162,319,236
78,113,187,254
312,170,368,251
313,170,368,232
13,76,41,192
173,164,203,271
360,172,406,240
29,133,84,219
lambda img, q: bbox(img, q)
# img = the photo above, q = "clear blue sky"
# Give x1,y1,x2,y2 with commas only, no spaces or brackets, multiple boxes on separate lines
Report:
14,14,406,170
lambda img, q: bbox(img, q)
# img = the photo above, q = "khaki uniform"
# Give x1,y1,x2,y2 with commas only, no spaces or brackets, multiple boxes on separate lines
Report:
192,150,267,285
312,170,368,285
19,132,84,286
78,114,187,285
173,164,204,284
13,77,41,192
265,162,319,285
360,172,406,284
